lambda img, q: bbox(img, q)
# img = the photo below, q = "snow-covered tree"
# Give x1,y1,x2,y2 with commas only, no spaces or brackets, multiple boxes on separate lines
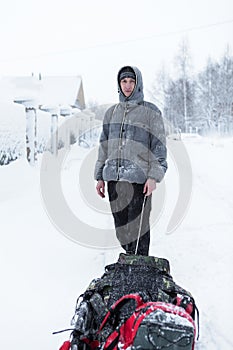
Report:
173,38,194,132
218,46,233,133
150,40,233,136
196,58,220,132
149,64,170,111
197,47,233,134
163,77,197,132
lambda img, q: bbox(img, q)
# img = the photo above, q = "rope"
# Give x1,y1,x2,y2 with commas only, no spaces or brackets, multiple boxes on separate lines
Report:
135,195,147,255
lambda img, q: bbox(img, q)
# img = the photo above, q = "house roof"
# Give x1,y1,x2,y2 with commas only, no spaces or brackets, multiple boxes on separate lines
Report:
1,75,85,109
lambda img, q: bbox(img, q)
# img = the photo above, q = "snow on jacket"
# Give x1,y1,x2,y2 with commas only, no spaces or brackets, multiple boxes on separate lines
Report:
94,66,167,184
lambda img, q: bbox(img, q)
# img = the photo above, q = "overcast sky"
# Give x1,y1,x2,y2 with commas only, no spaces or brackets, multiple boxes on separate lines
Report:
1,0,233,103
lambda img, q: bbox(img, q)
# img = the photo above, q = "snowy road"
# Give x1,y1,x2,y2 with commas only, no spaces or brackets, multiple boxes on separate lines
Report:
0,135,233,349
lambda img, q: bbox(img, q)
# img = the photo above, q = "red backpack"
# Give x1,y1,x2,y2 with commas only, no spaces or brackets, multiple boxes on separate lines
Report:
98,294,196,350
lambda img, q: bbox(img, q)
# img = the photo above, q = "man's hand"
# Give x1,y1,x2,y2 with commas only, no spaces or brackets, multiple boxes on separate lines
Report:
143,178,156,196
96,180,105,198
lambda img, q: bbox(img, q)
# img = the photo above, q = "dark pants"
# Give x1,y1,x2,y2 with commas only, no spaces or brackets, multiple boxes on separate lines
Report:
107,181,152,255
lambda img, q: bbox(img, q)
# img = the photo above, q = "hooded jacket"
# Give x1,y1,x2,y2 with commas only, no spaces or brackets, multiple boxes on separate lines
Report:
94,66,167,183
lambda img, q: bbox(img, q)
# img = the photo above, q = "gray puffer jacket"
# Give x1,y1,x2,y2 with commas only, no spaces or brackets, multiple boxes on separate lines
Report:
94,66,167,184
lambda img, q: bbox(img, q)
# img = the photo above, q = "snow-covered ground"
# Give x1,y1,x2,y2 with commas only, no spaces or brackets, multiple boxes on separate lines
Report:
0,134,233,349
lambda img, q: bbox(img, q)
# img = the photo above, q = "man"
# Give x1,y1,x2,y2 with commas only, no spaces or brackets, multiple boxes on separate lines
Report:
94,66,167,255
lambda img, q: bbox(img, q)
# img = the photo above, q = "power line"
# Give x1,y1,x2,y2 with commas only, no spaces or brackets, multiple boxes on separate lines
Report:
1,18,233,62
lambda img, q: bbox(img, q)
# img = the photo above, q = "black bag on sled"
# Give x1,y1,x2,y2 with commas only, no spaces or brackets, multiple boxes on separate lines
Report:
57,254,198,350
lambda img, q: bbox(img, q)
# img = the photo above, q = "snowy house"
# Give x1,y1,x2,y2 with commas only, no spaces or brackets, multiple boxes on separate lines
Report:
1,74,85,110
0,75,86,165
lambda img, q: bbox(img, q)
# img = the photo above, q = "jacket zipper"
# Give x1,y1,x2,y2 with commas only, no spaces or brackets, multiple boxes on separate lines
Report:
116,104,128,179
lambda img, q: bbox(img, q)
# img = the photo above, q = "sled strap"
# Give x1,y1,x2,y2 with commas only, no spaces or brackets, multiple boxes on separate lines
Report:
195,304,200,341
59,340,71,350
53,328,75,335
103,329,120,350
98,293,144,332
81,337,100,350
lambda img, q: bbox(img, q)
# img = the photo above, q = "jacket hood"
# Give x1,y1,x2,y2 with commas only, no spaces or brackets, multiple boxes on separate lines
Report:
117,66,144,103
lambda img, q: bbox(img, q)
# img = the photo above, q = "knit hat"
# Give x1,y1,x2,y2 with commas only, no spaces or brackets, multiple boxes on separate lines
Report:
119,66,136,82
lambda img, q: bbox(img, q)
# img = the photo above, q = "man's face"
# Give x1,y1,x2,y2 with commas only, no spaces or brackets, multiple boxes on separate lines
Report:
120,77,136,97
